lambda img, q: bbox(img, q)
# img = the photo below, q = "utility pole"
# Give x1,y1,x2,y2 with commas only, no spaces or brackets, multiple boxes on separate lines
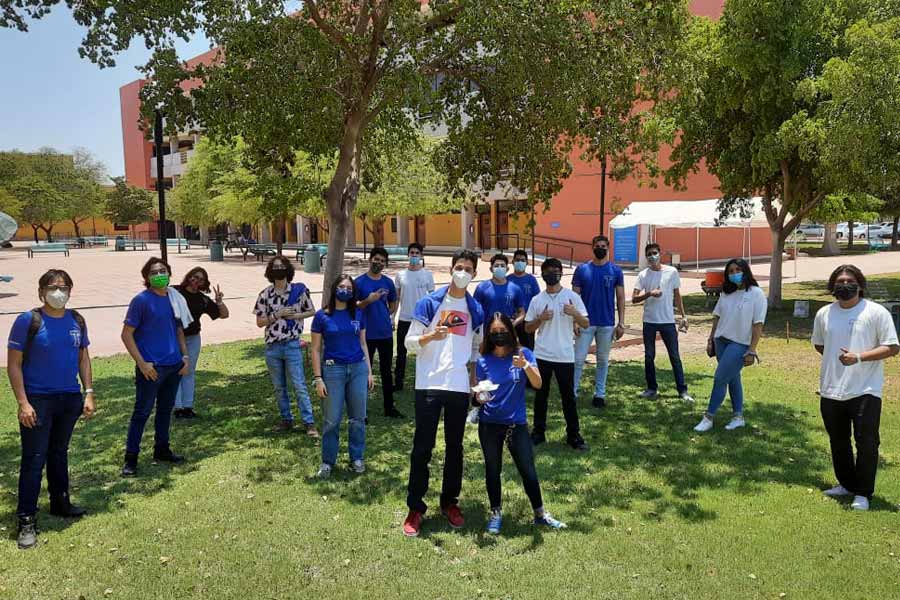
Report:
154,109,168,262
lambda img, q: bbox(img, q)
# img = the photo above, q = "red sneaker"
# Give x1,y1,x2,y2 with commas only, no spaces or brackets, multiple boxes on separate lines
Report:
441,504,465,529
403,510,423,537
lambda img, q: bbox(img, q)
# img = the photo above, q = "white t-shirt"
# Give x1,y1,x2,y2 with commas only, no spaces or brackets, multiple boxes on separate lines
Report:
712,286,768,346
811,299,899,401
412,294,480,393
634,265,680,324
395,268,435,321
525,288,588,363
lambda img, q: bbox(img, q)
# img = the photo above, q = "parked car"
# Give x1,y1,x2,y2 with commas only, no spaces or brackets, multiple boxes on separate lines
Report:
835,222,871,240
796,223,825,239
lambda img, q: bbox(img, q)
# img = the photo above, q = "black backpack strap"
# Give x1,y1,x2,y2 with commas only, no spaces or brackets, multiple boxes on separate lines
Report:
24,308,43,359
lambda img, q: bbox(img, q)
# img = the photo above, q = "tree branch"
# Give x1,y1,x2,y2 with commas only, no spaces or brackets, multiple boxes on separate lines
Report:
307,0,358,60
424,2,466,33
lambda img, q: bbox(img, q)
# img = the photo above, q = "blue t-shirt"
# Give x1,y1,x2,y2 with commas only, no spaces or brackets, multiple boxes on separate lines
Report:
475,348,535,425
355,273,397,340
572,261,624,327
474,280,525,319
7,310,89,395
510,273,540,314
124,290,183,366
311,308,367,364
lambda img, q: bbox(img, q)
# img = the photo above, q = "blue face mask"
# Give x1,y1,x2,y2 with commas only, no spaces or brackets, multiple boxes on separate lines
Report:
513,261,527,273
335,288,353,302
409,257,422,267
728,272,744,286
493,266,508,279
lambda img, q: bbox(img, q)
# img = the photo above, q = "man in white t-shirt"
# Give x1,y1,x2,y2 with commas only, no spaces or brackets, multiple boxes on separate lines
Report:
812,265,899,511
401,249,484,537
394,243,435,392
525,258,589,451
632,243,692,402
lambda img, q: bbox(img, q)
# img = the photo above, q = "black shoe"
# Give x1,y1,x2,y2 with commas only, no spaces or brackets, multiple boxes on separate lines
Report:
16,515,38,550
531,431,546,446
385,408,405,418
49,494,87,518
173,409,185,419
182,408,198,419
567,435,588,452
394,382,404,393
153,446,185,464
592,396,606,409
121,452,139,477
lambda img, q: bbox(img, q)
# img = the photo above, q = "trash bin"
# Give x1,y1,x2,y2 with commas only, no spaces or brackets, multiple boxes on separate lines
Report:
115,236,125,252
209,240,224,262
304,247,321,273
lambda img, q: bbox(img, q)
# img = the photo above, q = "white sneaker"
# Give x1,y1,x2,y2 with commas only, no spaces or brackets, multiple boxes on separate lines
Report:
693,416,714,432
680,392,695,403
724,416,746,431
823,484,853,498
639,389,658,400
351,460,365,474
316,463,332,479
466,407,480,425
851,496,870,511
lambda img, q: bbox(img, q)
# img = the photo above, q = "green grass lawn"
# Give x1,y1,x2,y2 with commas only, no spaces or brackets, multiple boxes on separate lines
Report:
2,279,900,599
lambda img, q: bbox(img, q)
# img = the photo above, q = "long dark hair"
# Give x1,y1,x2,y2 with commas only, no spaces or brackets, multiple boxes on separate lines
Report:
722,258,758,294
325,274,358,316
179,267,211,293
827,264,867,298
480,312,520,356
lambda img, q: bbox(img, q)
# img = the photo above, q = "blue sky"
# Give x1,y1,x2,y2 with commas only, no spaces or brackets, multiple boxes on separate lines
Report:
0,8,211,179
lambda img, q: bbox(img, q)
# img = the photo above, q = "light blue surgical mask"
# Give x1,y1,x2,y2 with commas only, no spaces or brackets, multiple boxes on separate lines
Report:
513,261,527,273
409,256,422,267
493,266,508,279
728,272,744,286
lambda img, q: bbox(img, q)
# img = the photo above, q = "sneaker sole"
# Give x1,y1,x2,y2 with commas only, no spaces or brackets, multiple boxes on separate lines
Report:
403,529,420,537
441,514,464,529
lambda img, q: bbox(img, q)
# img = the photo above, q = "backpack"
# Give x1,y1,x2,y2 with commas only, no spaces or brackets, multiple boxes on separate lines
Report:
24,308,87,360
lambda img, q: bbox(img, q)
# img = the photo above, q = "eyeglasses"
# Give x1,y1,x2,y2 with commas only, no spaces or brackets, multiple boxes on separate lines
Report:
45,285,71,293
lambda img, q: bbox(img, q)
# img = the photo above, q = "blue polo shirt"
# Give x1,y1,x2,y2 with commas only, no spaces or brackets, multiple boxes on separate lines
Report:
124,290,183,366
475,348,535,425
474,279,525,319
572,261,624,327
510,273,540,314
354,273,397,340
8,310,89,395
311,308,367,364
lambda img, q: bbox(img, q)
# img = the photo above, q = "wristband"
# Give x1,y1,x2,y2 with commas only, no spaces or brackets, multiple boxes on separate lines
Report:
856,353,863,364
313,376,323,381
83,388,94,394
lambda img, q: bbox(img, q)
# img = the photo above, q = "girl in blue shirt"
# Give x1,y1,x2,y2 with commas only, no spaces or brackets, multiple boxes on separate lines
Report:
475,312,566,535
6,269,96,550
311,275,374,479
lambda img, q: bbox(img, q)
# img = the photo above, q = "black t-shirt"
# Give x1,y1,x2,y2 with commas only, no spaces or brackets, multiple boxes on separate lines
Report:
174,285,221,336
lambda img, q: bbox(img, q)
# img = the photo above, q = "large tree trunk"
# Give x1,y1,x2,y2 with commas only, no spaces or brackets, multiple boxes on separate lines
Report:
40,224,54,242
72,219,82,238
821,223,840,256
847,220,855,249
31,225,39,242
277,213,286,256
892,216,899,249
767,229,787,308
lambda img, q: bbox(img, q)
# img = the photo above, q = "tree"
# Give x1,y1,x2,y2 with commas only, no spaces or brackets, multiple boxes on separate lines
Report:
7,175,62,241
808,193,883,255
58,148,107,237
3,0,688,287
105,176,154,238
662,0,899,306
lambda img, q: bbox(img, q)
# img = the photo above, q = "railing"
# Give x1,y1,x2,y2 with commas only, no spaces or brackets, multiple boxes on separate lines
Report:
481,233,521,251
533,238,575,268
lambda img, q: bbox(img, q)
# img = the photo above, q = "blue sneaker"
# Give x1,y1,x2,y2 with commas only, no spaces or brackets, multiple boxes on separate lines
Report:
486,510,502,535
533,512,566,529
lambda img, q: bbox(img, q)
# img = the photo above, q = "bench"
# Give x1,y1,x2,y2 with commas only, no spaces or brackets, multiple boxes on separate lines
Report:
189,239,209,249
243,243,277,262
28,243,70,258
383,246,409,262
116,239,148,251
0,275,13,283
55,238,82,249
83,236,109,247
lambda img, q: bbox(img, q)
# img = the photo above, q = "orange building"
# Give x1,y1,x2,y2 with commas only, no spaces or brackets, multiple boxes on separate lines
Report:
118,0,764,265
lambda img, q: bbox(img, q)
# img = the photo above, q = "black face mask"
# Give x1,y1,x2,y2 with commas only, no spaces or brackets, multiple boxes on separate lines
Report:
834,282,859,301
371,262,385,274
270,268,288,280
593,247,608,260
489,332,513,347
542,272,561,286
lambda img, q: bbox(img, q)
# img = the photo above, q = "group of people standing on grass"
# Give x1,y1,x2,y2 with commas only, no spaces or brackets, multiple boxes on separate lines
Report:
7,239,898,549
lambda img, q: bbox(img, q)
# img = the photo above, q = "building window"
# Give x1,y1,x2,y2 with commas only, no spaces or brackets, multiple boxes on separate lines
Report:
391,217,398,233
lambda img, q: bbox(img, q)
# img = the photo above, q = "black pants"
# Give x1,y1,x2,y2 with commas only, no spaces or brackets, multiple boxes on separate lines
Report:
532,359,579,439
17,392,83,517
394,320,412,390
643,322,687,393
407,389,469,514
367,337,395,412
515,321,535,351
821,395,881,499
479,422,543,511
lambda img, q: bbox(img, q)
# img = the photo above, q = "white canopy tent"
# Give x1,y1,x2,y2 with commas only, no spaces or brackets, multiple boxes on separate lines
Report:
609,197,777,270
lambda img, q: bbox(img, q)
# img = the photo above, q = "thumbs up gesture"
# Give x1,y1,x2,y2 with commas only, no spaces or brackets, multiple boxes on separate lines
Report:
839,347,861,366
512,349,528,369
562,299,578,317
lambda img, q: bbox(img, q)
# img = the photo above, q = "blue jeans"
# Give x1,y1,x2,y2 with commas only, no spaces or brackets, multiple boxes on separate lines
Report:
175,334,203,409
321,360,368,466
574,325,615,399
17,392,83,517
125,364,181,454
643,323,687,394
706,337,748,416
265,340,314,425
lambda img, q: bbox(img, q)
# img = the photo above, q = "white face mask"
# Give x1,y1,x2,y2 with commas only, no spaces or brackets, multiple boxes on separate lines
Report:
45,289,69,309
452,269,473,290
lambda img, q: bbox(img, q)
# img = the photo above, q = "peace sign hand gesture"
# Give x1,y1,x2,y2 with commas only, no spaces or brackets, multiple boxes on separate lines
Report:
214,284,224,304
512,349,528,369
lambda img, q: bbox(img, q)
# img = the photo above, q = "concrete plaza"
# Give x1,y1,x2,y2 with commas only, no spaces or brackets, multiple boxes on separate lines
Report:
1,241,899,363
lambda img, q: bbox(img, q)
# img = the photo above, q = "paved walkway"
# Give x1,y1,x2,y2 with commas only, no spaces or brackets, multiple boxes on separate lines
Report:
1,242,898,362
